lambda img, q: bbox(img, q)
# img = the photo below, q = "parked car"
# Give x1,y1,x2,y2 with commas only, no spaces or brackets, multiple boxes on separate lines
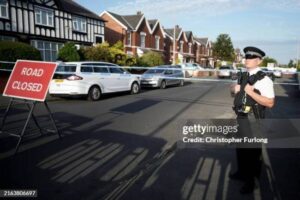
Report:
49,61,141,101
261,68,275,81
273,70,282,78
218,66,235,79
176,63,204,78
141,65,184,89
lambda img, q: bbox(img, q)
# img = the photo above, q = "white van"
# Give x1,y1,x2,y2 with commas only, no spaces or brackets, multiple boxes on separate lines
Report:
49,62,140,101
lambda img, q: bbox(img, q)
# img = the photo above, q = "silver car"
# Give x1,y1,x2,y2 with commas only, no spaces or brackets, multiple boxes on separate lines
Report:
141,65,184,89
218,65,235,79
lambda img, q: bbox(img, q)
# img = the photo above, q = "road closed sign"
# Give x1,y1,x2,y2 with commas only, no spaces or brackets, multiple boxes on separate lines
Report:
3,60,58,101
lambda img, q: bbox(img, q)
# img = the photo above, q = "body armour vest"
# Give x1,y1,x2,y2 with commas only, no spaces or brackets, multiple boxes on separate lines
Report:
233,71,267,119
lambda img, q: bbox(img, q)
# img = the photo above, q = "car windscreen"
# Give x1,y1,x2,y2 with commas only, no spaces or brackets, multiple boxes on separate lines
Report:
145,69,165,74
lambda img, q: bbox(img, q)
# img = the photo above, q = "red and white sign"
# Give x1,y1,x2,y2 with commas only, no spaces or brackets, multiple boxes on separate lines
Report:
3,60,58,102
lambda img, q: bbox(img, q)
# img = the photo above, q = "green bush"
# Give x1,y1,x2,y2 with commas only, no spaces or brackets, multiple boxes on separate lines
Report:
83,42,111,62
58,42,80,62
0,41,41,61
137,51,164,67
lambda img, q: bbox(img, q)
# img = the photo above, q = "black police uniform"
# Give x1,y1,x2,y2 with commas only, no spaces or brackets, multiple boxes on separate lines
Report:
230,46,268,194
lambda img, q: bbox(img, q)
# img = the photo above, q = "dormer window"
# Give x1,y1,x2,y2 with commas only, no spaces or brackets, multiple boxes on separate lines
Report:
0,0,9,19
35,7,54,27
72,16,87,33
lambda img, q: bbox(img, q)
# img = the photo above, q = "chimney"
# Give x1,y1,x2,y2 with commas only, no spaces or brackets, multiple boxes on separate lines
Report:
137,11,143,15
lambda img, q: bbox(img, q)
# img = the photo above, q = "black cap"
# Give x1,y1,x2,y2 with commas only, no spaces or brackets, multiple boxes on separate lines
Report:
243,46,265,59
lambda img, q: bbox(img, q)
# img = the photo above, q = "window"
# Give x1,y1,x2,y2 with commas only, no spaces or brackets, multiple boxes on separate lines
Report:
31,40,63,61
73,16,86,33
94,67,108,73
179,41,183,53
80,66,93,72
56,65,76,72
188,43,192,54
35,7,54,27
0,35,15,41
95,35,103,44
155,36,160,50
109,67,124,74
126,31,131,46
0,0,8,19
140,32,146,48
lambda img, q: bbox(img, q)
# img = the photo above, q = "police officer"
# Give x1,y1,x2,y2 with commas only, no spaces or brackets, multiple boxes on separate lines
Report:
230,46,275,194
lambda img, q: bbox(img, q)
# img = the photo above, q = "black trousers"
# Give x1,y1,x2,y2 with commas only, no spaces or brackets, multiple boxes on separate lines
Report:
236,114,263,181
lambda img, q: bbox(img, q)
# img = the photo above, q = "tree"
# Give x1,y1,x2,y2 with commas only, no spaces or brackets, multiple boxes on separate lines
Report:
288,60,294,68
137,51,164,67
260,57,277,67
212,34,235,61
83,42,112,62
58,42,80,61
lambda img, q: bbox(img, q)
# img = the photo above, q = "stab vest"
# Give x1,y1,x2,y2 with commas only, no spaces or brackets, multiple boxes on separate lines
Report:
233,71,267,119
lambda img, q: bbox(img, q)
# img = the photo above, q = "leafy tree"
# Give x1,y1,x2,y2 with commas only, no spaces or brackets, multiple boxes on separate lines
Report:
58,42,80,61
260,56,277,67
212,34,235,61
83,42,111,62
112,40,124,51
288,60,294,68
137,51,164,67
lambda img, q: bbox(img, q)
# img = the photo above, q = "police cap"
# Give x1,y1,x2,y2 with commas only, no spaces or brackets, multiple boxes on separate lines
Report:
243,46,265,59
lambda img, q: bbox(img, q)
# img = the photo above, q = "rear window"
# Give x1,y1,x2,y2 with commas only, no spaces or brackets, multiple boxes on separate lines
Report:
56,65,76,72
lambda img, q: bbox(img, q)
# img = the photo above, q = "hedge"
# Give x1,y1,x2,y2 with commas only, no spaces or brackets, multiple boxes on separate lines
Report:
0,41,41,61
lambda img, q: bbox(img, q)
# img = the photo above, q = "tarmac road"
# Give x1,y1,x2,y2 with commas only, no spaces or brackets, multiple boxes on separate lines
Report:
0,78,299,200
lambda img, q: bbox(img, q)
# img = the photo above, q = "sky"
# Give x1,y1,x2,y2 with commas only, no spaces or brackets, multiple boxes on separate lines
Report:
76,0,300,64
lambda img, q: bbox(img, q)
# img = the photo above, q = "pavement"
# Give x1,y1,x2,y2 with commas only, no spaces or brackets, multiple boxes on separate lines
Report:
0,78,300,200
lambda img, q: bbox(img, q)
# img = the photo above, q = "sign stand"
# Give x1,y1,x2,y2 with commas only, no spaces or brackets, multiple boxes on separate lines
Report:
0,98,61,154
1,60,60,154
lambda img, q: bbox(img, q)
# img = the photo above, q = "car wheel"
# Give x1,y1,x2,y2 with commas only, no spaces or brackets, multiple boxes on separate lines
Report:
179,79,184,87
160,80,166,89
131,82,140,94
88,86,101,101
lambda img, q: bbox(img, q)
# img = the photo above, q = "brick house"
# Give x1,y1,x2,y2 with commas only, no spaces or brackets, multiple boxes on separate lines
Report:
0,0,105,61
185,31,196,63
164,25,191,64
194,37,214,67
100,11,164,57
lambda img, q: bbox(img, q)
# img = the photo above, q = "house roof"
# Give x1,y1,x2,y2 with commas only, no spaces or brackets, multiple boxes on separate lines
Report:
194,37,209,45
107,11,134,30
164,27,182,40
104,11,145,31
148,19,158,30
122,14,144,30
185,31,193,40
59,0,104,21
